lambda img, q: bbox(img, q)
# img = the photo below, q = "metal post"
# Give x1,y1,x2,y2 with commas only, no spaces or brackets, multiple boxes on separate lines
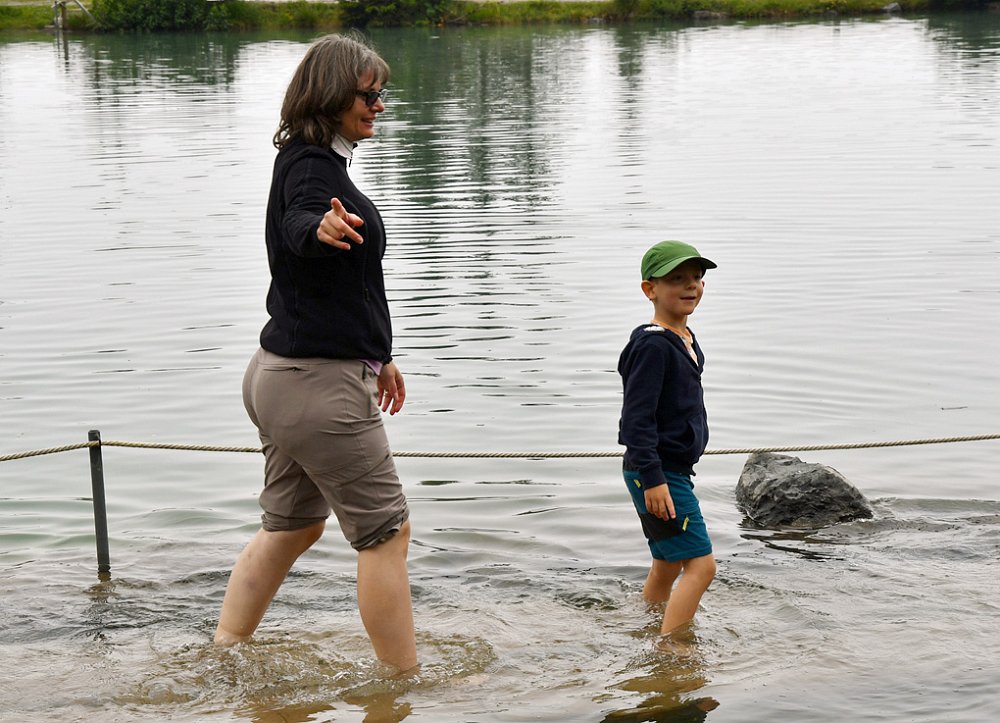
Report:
88,430,111,577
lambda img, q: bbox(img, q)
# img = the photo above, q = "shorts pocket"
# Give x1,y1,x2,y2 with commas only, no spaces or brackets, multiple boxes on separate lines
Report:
639,512,689,541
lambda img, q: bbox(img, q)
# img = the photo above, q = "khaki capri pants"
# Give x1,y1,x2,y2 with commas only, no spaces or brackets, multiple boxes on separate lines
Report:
242,348,408,550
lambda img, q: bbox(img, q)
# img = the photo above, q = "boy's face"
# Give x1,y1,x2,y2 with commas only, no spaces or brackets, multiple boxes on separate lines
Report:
641,259,705,325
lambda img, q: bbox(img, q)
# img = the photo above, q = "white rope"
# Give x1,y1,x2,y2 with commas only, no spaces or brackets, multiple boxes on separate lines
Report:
102,440,261,454
0,441,95,462
3,433,1000,463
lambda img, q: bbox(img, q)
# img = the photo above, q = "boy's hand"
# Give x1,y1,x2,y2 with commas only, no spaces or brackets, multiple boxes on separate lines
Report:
644,484,676,521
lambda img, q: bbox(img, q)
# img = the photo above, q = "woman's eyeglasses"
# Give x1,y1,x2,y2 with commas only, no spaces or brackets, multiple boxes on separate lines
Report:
355,89,387,107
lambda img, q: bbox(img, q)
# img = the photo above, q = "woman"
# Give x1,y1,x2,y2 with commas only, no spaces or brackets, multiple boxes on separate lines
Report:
214,34,416,672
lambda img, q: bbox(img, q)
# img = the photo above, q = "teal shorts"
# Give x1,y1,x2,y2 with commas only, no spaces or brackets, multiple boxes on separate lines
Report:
624,469,713,562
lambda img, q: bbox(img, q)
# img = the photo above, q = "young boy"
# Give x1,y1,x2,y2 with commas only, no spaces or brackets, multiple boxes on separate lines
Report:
618,240,718,637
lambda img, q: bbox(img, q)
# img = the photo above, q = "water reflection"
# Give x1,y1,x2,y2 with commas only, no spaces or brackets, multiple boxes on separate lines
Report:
233,663,417,723
738,528,841,560
339,676,416,723
61,32,247,89
83,575,118,641
926,11,1000,56
237,701,336,723
604,641,720,723
603,696,719,723
371,28,561,210
924,13,1000,129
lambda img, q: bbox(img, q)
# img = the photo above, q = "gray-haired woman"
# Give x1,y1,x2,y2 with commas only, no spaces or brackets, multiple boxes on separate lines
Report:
214,34,416,672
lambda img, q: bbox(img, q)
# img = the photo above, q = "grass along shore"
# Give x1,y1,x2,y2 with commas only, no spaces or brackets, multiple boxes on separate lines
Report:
0,0,966,34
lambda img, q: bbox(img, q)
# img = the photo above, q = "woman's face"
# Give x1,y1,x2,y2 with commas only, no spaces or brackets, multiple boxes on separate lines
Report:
338,71,385,143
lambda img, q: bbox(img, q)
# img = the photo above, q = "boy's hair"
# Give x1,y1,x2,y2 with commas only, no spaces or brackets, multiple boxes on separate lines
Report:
641,240,717,280
274,33,390,150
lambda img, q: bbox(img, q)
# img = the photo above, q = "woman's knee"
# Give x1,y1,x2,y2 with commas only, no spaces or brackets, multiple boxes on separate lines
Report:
397,519,411,541
386,519,411,552
363,520,410,558
279,520,325,552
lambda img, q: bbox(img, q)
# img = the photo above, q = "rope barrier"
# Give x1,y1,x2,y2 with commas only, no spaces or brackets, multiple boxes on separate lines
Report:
0,441,95,463
102,440,262,454
703,433,1000,455
7,429,997,579
3,433,1000,464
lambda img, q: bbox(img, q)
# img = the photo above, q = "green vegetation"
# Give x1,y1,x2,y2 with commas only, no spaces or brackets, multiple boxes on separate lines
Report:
92,0,225,30
2,0,993,33
0,3,55,31
340,0,454,27
88,0,342,32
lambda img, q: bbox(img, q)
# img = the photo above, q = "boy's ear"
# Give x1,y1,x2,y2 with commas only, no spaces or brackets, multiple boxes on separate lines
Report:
641,279,656,300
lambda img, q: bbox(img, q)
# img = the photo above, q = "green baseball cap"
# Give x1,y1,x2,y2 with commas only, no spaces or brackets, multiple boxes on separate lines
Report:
641,240,717,280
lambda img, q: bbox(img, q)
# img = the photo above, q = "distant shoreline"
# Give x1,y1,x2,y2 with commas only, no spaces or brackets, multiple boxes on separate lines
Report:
4,0,996,34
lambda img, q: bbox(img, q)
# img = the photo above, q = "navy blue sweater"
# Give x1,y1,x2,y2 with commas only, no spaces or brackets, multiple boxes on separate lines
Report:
259,138,393,362
618,324,709,490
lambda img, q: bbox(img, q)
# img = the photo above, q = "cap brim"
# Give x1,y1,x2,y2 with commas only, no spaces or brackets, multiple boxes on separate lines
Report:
648,255,717,278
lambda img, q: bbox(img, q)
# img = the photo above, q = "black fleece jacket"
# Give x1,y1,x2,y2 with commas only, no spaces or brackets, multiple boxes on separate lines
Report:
259,138,392,362
617,324,709,490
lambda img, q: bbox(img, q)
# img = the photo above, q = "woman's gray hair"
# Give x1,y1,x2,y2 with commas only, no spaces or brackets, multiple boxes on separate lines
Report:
273,33,390,149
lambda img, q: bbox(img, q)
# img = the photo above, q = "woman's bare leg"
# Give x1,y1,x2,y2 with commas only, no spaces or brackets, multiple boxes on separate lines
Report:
356,520,417,671
214,522,325,644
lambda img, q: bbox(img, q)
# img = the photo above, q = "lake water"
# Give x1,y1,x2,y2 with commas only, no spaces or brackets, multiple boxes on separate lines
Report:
1,13,999,722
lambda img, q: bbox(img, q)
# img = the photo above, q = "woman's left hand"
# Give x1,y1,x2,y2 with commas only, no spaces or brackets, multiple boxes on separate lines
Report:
377,362,406,415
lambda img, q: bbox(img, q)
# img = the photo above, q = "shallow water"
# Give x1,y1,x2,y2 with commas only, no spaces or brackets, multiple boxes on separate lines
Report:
2,14,999,722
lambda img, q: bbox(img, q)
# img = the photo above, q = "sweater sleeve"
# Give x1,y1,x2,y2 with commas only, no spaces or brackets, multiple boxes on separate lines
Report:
280,154,347,259
620,337,669,491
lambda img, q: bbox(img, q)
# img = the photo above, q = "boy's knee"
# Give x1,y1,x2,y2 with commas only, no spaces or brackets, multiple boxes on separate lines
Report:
702,556,718,583
688,554,716,584
651,559,682,579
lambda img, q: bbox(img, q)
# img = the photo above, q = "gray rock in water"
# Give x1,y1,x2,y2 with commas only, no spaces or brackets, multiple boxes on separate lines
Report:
736,452,874,529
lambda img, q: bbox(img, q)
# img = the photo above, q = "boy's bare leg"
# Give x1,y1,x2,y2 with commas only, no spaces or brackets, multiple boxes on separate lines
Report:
660,553,716,635
214,522,326,644
644,558,682,603
357,520,417,671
